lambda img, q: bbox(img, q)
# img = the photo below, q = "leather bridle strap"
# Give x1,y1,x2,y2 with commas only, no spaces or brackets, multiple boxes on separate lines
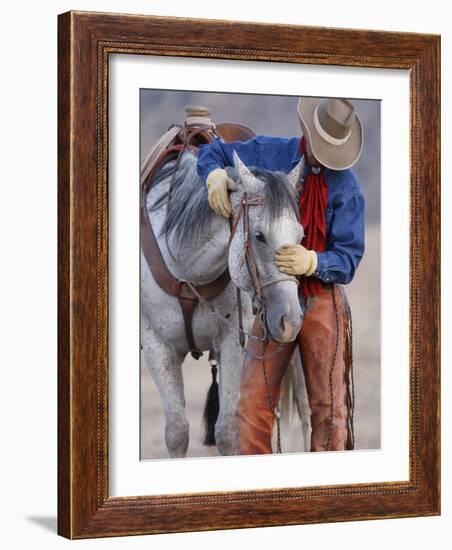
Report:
230,194,298,303
228,194,265,245
259,276,299,291
242,194,266,305
228,194,265,346
228,203,248,348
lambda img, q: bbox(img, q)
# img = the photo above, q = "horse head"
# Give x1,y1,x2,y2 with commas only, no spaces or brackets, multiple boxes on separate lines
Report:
227,151,305,343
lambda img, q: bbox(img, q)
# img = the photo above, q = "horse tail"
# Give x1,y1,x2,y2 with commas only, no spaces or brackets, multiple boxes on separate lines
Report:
202,356,220,446
280,353,297,423
279,350,311,451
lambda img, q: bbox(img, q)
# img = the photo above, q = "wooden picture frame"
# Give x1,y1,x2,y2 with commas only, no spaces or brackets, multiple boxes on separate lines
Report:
58,10,440,539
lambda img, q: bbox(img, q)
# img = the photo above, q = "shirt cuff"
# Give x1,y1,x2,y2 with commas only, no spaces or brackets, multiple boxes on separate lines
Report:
313,252,333,283
198,162,222,182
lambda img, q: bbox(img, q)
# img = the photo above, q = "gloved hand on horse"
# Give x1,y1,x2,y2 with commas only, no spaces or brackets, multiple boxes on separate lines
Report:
275,244,318,276
206,168,236,218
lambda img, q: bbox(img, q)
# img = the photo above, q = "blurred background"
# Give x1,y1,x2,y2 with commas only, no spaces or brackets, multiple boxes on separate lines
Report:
140,90,380,459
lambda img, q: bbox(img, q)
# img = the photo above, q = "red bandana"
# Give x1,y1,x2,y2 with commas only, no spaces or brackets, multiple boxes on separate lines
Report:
298,136,328,298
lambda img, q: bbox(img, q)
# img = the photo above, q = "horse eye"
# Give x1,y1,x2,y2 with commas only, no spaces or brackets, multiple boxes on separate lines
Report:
254,231,266,243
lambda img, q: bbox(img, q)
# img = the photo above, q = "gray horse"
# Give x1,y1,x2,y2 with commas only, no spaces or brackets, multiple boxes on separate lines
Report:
141,149,307,457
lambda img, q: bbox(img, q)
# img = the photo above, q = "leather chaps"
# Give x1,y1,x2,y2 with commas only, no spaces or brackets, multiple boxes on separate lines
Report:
232,284,354,455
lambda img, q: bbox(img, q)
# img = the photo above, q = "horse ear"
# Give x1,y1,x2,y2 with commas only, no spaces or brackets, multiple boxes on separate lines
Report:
287,157,305,190
232,150,253,183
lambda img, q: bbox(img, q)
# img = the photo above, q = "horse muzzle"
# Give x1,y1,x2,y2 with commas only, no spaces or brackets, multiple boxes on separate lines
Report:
263,280,303,343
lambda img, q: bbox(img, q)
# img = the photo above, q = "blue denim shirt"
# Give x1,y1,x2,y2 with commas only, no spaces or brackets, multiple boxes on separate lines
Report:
197,135,365,285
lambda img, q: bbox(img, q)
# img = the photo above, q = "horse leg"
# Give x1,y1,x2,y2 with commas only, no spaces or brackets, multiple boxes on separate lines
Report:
214,334,244,456
141,325,189,458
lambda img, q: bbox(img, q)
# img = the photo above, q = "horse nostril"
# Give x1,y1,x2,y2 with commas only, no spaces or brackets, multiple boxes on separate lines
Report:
279,315,288,333
279,313,301,337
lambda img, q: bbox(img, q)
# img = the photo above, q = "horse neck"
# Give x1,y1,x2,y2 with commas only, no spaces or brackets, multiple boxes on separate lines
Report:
147,181,230,285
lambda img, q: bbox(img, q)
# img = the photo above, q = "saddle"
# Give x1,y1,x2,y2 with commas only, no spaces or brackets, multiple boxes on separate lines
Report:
141,107,255,359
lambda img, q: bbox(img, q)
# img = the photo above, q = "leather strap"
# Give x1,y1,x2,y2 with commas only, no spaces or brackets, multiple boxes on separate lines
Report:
179,286,202,360
141,207,180,296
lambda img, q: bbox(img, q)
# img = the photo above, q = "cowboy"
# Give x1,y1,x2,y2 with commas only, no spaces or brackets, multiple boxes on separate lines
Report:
196,97,365,454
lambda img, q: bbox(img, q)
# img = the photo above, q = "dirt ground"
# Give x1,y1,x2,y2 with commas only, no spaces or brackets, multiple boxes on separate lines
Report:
141,224,380,459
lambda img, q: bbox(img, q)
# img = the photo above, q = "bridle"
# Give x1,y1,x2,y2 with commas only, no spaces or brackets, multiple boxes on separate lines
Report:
228,191,299,307
185,189,300,353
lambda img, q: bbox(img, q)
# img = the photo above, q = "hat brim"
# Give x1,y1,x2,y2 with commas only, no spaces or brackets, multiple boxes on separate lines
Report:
297,97,363,170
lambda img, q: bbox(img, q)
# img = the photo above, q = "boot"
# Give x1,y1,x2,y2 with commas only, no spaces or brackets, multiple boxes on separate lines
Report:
299,284,353,451
232,316,296,455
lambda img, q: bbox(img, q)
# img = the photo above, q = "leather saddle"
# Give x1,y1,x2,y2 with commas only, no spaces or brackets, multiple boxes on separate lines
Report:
141,120,255,359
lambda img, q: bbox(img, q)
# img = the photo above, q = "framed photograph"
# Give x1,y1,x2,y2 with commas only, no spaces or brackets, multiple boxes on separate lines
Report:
58,11,440,538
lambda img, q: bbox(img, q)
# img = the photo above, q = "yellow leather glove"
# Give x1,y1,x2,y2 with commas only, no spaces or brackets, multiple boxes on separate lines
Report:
206,168,235,218
275,244,318,276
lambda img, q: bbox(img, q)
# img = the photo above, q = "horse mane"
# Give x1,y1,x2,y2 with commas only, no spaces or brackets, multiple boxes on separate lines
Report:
149,151,299,248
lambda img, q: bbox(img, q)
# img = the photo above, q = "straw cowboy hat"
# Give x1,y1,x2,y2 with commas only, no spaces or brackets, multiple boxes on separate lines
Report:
297,97,363,170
